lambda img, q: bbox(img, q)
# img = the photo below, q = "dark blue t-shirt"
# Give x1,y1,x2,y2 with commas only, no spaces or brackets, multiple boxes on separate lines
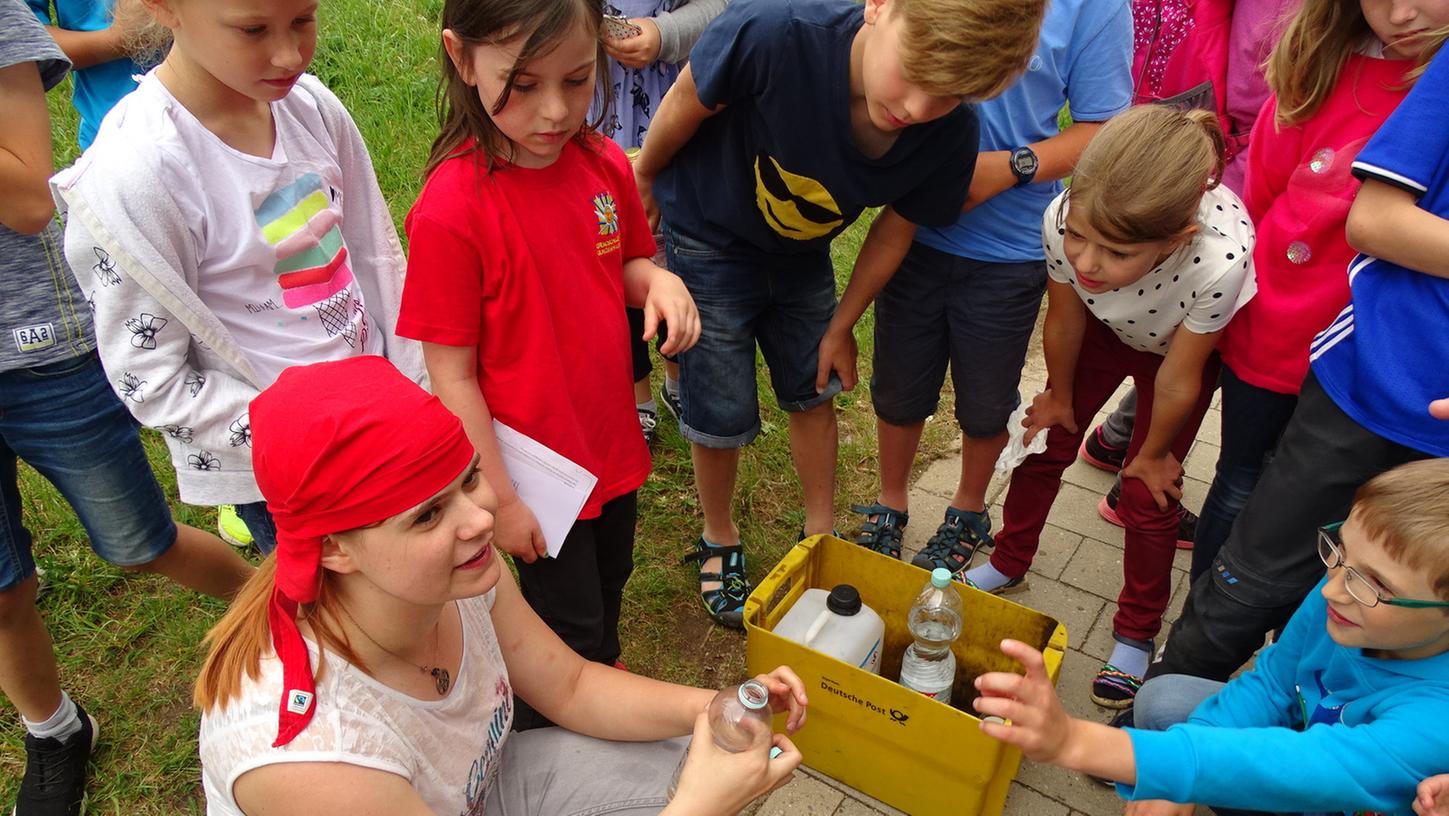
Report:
656,0,978,255
1308,48,1449,457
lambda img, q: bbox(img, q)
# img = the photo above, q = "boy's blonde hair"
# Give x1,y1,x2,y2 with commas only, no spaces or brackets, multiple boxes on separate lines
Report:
1064,105,1226,245
895,0,1046,100
1350,459,1449,602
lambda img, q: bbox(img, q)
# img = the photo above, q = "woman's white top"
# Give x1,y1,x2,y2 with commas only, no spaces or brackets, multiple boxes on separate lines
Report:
199,592,513,815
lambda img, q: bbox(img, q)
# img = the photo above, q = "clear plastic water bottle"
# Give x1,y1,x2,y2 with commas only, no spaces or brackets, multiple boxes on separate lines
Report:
898,567,963,703
666,679,774,800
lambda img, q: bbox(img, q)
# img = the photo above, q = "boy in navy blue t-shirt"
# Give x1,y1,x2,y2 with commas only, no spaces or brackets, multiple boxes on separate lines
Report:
633,0,1046,627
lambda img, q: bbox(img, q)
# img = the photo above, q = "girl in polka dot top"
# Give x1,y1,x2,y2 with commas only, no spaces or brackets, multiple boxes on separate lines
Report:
963,105,1255,709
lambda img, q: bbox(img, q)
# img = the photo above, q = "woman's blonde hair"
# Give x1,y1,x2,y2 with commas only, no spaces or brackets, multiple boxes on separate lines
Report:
193,556,368,713
1064,105,1225,245
893,0,1046,99
1267,1,1449,126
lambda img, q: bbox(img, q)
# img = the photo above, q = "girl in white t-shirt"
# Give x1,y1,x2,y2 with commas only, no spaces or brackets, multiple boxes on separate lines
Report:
195,357,806,814
52,0,424,554
962,105,1256,708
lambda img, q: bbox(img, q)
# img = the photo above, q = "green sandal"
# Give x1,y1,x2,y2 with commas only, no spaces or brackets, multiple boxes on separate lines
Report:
682,537,750,630
850,503,908,559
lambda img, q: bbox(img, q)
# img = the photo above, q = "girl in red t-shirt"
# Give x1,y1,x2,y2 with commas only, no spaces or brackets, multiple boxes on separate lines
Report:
1193,2,1449,579
397,0,700,723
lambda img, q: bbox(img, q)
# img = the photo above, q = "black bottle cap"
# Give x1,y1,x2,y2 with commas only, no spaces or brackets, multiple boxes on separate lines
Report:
826,584,862,616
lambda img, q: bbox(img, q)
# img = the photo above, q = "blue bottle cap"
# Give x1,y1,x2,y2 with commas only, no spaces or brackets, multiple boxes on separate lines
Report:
930,568,952,588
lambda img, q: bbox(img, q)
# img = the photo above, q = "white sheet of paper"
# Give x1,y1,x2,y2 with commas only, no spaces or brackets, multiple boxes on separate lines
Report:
492,420,599,558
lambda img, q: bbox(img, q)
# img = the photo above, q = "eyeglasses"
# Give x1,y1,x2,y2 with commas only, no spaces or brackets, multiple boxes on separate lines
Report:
1317,522,1449,609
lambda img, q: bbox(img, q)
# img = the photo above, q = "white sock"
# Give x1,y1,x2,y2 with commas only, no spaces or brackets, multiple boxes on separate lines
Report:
636,398,657,413
23,691,82,741
1108,639,1151,679
664,376,680,398
964,561,1014,591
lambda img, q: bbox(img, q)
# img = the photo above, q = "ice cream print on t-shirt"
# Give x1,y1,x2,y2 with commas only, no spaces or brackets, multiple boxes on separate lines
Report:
253,172,369,347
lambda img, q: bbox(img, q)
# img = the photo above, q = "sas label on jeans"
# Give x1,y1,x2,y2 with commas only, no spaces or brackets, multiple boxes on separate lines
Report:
13,323,55,353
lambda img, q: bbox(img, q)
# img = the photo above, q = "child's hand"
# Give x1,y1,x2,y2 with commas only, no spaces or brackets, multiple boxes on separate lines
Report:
1125,800,1195,816
642,266,700,355
1416,774,1449,816
634,166,661,232
815,325,858,392
1023,389,1076,444
973,639,1076,765
1431,397,1449,420
666,711,801,816
492,495,548,563
603,18,662,68
1121,452,1184,511
753,665,809,732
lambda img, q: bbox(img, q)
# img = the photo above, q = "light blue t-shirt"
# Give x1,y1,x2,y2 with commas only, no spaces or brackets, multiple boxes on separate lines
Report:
915,0,1132,263
28,0,143,149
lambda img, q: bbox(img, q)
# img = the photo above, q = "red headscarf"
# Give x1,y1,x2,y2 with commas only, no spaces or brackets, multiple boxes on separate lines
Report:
249,356,474,747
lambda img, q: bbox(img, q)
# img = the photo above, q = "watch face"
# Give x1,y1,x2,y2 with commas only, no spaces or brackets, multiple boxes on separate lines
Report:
1013,148,1039,177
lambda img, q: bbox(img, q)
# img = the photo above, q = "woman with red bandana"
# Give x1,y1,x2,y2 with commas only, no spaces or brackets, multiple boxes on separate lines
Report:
192,356,806,815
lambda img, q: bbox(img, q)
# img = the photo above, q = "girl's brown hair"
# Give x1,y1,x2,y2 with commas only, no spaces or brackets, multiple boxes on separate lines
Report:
1267,2,1449,127
424,0,610,177
1065,105,1226,245
193,556,368,712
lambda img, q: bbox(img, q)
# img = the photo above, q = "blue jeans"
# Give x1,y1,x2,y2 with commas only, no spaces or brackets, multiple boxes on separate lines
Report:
234,501,278,556
1135,675,1332,816
0,351,177,589
662,227,841,448
1190,365,1299,581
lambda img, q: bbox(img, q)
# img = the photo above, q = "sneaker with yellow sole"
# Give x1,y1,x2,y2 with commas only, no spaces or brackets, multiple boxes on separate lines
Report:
217,504,253,548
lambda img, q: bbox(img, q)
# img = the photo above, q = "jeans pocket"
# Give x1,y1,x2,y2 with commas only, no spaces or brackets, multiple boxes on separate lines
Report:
663,227,725,260
20,351,97,381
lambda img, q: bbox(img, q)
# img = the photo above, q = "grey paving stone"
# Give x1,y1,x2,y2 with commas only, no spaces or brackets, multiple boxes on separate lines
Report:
986,577,1104,655
1061,536,1128,602
1004,783,1070,816
1040,483,1128,551
914,457,962,500
1025,523,1082,582
799,768,906,816
755,773,845,816
832,799,888,816
1183,440,1219,484
1061,457,1119,494
1018,757,1127,816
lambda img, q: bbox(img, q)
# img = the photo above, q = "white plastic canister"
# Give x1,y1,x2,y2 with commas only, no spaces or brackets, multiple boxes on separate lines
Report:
771,584,885,674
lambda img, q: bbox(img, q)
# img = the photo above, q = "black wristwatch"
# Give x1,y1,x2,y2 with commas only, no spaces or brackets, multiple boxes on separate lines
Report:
1009,146,1039,187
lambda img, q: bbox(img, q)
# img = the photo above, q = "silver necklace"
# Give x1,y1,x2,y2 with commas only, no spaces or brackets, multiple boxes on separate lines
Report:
338,604,451,695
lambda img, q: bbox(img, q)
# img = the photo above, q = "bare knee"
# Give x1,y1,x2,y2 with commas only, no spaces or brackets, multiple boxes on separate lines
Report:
0,576,41,626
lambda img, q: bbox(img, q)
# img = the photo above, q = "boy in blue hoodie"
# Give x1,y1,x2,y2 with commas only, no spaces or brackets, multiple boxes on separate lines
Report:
973,457,1449,816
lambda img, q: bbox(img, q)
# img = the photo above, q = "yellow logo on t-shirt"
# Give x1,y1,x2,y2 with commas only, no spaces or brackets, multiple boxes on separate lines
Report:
753,154,843,241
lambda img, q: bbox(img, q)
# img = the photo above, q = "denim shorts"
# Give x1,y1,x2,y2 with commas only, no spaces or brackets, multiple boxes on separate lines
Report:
871,242,1046,436
663,227,842,448
0,351,177,589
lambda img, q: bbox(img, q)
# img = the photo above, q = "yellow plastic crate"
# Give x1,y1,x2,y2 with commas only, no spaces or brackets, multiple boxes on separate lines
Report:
744,534,1067,816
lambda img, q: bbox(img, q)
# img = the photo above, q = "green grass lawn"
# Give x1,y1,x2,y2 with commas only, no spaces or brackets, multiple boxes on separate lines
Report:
12,2,960,810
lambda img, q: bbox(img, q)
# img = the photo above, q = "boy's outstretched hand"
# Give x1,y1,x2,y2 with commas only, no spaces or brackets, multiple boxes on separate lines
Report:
973,639,1075,764
974,639,1138,786
1417,775,1449,816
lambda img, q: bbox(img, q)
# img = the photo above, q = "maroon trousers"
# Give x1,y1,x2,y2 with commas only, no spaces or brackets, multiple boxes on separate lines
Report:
991,318,1219,642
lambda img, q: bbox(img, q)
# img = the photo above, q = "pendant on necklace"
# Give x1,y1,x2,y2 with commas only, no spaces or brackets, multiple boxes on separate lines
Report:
429,667,451,695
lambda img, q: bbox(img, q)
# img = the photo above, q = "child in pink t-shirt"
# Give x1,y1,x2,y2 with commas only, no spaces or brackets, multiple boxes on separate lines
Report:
1189,2,1449,578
